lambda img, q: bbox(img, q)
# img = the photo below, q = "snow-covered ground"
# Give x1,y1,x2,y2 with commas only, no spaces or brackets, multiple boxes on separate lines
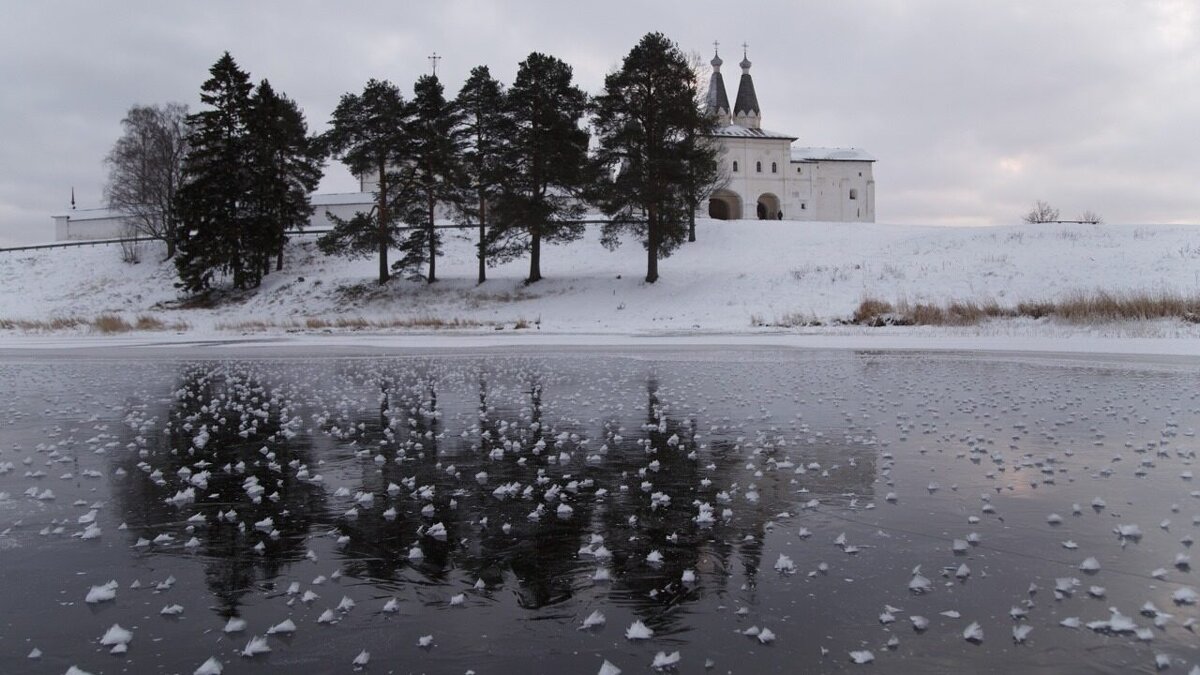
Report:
1,219,1198,343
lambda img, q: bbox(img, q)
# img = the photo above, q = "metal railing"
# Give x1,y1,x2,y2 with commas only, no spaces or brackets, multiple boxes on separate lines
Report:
0,219,628,254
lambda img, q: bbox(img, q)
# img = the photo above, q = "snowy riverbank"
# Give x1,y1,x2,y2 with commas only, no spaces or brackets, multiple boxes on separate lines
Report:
2,219,1198,342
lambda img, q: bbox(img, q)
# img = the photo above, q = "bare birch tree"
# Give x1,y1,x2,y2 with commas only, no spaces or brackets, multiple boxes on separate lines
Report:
104,102,189,258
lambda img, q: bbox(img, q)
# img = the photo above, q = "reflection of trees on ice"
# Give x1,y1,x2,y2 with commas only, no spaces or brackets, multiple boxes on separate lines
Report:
111,363,327,618
110,355,880,628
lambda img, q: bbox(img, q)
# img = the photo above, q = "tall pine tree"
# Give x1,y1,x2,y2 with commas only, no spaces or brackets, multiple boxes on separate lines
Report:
318,79,415,285
592,33,720,283
175,52,256,293
392,74,465,283
174,55,321,293
490,53,591,284
247,80,324,274
455,66,511,284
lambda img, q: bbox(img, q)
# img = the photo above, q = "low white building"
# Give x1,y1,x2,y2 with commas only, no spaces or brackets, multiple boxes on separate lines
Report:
52,207,132,241
703,48,875,222
52,192,375,242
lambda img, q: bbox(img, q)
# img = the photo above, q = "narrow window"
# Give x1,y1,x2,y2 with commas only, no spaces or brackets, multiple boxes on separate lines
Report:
849,189,858,200
801,203,807,210
858,171,862,177
771,162,777,173
756,161,762,173
796,167,802,174
733,160,738,172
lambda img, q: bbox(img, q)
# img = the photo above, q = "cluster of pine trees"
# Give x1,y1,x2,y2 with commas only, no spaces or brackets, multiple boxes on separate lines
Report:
174,54,323,293
173,32,724,293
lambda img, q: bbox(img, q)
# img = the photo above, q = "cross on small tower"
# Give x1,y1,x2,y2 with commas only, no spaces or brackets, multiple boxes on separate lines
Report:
428,52,441,77
712,40,720,55
742,41,749,58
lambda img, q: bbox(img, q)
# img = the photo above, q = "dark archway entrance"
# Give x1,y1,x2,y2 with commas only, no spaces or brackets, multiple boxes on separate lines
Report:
757,193,782,220
707,190,743,220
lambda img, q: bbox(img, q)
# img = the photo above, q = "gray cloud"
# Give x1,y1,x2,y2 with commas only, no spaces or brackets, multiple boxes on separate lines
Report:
1,0,1196,245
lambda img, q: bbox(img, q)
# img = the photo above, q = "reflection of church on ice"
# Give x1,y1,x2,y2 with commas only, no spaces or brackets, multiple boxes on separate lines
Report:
704,46,875,222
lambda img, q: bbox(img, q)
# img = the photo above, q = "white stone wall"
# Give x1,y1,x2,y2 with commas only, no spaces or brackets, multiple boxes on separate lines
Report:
51,211,132,241
309,197,375,229
783,162,815,219
804,160,875,222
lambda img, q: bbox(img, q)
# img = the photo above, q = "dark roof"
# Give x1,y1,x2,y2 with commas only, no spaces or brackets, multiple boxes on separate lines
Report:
706,71,730,114
733,71,759,116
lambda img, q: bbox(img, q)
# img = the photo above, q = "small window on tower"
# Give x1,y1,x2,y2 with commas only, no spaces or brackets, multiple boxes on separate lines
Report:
796,167,802,174
756,161,762,173
849,189,859,200
771,162,777,173
733,161,738,172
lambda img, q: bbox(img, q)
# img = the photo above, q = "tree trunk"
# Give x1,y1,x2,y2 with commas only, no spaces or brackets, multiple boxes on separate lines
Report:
646,207,659,284
427,192,436,284
688,204,696,243
165,234,176,260
377,160,389,285
528,224,541,284
276,237,284,271
477,193,486,284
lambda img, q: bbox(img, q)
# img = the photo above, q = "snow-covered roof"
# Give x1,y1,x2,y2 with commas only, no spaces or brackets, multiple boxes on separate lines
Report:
311,192,375,206
709,125,797,141
790,147,875,162
51,207,130,222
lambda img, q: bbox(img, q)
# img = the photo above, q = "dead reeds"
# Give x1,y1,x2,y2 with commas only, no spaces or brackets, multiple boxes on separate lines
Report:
850,291,1200,326
0,314,189,333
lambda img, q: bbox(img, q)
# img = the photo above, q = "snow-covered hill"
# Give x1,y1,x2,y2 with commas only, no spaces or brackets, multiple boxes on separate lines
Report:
2,219,1198,335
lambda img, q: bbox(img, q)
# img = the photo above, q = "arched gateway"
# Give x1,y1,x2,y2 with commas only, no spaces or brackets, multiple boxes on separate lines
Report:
757,192,781,220
708,189,743,220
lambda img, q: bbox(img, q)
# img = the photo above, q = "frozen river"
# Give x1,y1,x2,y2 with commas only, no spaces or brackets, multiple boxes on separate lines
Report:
0,347,1197,673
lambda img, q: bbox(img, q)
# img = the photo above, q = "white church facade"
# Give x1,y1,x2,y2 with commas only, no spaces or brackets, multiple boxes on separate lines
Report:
703,48,875,222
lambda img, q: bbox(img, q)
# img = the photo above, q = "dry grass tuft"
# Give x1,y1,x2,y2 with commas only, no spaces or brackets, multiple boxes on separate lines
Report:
853,291,1200,326
1052,290,1200,322
92,314,133,333
0,317,87,331
1015,301,1055,319
0,314,191,333
753,312,823,328
215,320,281,332
220,316,492,332
134,314,165,330
384,316,485,329
852,298,894,324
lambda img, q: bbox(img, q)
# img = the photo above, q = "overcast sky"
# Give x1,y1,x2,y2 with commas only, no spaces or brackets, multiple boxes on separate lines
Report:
1,1,1197,245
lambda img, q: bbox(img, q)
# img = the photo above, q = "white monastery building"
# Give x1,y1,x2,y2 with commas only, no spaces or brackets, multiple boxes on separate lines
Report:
703,47,875,222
